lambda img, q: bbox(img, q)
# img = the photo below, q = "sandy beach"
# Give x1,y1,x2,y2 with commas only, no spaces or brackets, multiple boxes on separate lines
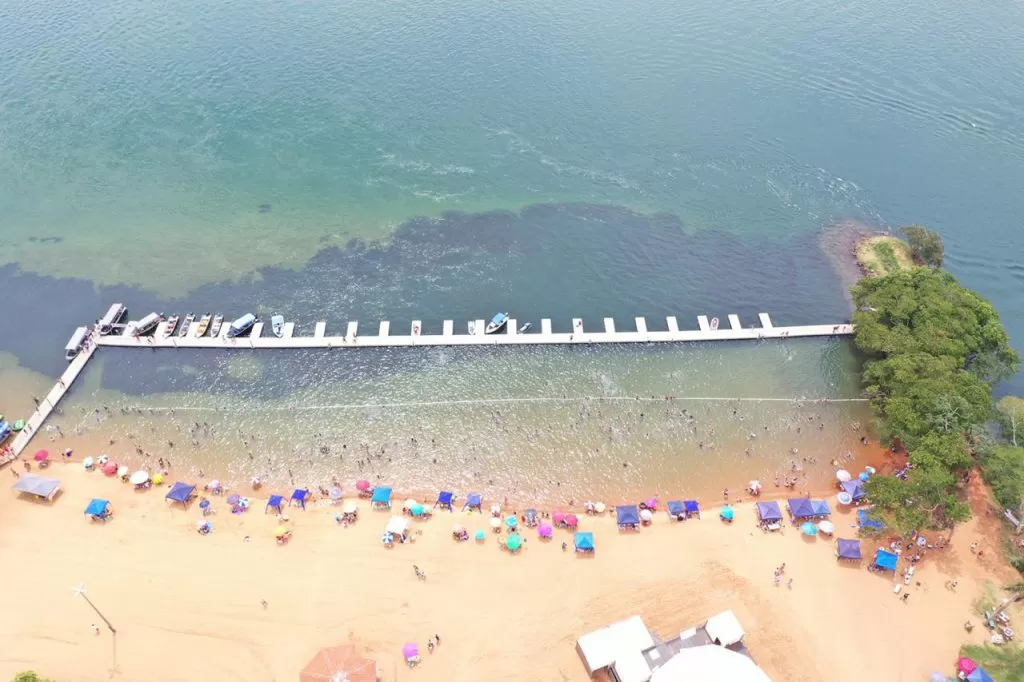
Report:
0,450,1017,682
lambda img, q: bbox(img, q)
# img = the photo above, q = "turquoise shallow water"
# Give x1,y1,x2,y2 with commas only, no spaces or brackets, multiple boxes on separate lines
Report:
1,0,1023,494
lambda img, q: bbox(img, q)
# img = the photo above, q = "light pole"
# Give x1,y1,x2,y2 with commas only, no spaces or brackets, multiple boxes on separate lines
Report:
73,584,116,634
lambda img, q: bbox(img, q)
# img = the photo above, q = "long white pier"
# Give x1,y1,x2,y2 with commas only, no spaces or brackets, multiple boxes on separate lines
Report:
97,314,853,350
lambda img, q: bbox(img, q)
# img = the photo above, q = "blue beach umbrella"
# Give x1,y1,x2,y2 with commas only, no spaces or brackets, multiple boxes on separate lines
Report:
411,504,425,517
719,505,734,521
199,500,210,509
859,472,870,482
506,515,518,528
474,529,486,541
801,521,819,536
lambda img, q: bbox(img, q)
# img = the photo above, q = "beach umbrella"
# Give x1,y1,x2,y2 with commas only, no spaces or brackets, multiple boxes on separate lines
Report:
748,480,762,492
489,517,502,529
329,487,343,501
102,462,118,475
196,519,210,530
300,643,377,682
818,520,835,534
836,491,853,506
404,498,418,511
227,493,241,505
594,502,606,513
208,480,221,491
411,504,425,517
33,450,49,462
152,473,164,485
83,456,94,469
538,523,553,537
644,497,658,510
118,466,129,478
859,472,870,482
274,525,289,538
129,470,149,486
836,469,852,483
640,509,654,522
506,515,518,528
239,497,250,508
930,673,949,682
506,533,522,552
356,480,371,491
199,499,210,509
801,521,818,536
957,657,978,675
966,668,994,682
490,503,502,515
865,466,877,475
720,505,735,521
564,513,579,527
552,510,565,525
474,530,486,541
342,501,358,514
97,454,109,465
453,524,465,533
402,643,419,660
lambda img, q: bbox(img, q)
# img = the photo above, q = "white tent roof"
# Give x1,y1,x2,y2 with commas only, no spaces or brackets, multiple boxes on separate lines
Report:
651,645,771,682
385,516,409,535
613,650,653,682
704,610,745,646
576,616,655,675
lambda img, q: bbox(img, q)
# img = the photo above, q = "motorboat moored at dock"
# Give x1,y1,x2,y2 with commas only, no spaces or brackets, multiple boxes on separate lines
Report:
195,313,212,337
485,313,509,334
210,314,224,337
227,313,258,338
271,315,285,338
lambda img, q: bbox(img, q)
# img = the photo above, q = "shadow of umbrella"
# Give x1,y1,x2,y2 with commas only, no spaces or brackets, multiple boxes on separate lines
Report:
301,643,377,682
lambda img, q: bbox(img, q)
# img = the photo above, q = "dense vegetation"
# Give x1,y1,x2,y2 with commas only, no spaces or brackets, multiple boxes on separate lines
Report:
960,643,1024,681
902,225,945,268
853,266,1019,531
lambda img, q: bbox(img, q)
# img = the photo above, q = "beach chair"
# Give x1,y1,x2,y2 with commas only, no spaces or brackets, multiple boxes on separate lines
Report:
666,500,685,521
266,495,284,514
435,491,454,511
463,493,482,513
684,500,701,519
290,489,309,510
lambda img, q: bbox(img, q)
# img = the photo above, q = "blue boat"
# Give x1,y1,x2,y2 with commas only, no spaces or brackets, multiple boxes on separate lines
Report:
0,422,12,443
485,312,509,334
227,313,257,338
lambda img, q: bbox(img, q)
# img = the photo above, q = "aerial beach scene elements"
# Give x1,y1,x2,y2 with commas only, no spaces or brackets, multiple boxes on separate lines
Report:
3,0,1024,680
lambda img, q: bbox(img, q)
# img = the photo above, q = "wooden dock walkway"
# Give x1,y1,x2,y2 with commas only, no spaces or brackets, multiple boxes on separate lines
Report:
97,314,853,350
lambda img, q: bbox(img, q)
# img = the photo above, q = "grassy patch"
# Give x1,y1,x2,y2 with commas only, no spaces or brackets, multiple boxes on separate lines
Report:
961,643,1024,680
855,235,915,277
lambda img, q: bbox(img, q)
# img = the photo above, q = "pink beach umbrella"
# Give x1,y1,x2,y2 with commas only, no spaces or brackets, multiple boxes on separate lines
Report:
356,480,371,492
957,658,977,675
552,510,565,525
102,461,118,476
538,523,553,538
402,643,419,660
33,449,49,462
644,497,658,510
564,514,579,528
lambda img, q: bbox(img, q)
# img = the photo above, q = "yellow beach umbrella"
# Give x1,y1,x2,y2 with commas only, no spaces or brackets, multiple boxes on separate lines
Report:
274,525,289,538
152,473,164,485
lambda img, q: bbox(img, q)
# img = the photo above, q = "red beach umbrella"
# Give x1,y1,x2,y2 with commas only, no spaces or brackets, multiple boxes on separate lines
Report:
33,450,49,462
102,462,119,475
565,513,579,528
356,480,371,492
300,643,377,682
552,510,565,525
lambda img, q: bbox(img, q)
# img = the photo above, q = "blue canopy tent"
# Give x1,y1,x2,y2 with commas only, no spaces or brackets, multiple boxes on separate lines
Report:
756,501,783,523
266,495,284,514
435,491,454,510
841,479,867,501
666,500,685,520
836,538,862,560
575,531,595,553
873,548,899,572
524,508,538,526
684,500,701,519
857,508,885,531
966,668,994,682
12,475,61,501
84,498,110,521
787,497,815,520
371,486,393,510
165,482,197,507
616,505,640,529
810,499,831,517
463,493,482,512
290,489,309,510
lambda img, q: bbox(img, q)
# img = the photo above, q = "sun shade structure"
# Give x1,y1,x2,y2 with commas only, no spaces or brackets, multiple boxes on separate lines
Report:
463,493,482,511
755,501,782,522
873,548,898,571
704,610,745,646
616,505,640,527
266,495,284,513
300,643,377,682
787,497,815,519
575,532,595,552
524,508,538,525
650,645,771,682
857,508,884,531
683,500,700,518
435,491,453,510
165,482,197,506
666,500,684,519
837,538,862,560
576,616,654,677
966,668,994,682
84,498,110,519
12,475,61,500
290,489,309,509
386,516,409,536
810,499,831,516
720,505,735,521
371,486,393,509
840,479,866,500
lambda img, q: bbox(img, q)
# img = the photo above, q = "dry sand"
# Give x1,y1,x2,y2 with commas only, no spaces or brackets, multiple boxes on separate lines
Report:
0,455,1018,682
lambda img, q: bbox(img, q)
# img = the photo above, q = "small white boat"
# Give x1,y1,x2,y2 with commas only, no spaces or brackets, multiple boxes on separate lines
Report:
178,312,196,337
710,317,719,330
209,314,224,337
194,313,212,337
518,322,532,333
162,315,180,338
271,315,284,338
485,312,509,334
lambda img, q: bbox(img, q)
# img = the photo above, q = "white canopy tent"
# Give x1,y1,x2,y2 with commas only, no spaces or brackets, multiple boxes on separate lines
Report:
704,610,745,646
576,615,655,676
650,645,771,682
385,516,409,536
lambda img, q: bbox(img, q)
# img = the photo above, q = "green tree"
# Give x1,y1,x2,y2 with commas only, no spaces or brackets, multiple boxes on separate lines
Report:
960,644,1024,681
997,396,1024,446
12,672,54,682
902,225,945,267
980,445,1024,510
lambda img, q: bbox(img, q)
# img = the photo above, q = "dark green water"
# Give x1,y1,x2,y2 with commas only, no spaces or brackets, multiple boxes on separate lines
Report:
1,0,1022,495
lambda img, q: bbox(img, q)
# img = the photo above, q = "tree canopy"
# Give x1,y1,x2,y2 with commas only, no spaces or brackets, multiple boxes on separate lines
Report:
902,225,945,268
853,267,1019,529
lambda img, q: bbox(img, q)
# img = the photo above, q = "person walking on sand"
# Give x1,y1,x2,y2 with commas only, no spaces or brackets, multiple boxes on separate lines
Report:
787,578,793,590
91,624,100,635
